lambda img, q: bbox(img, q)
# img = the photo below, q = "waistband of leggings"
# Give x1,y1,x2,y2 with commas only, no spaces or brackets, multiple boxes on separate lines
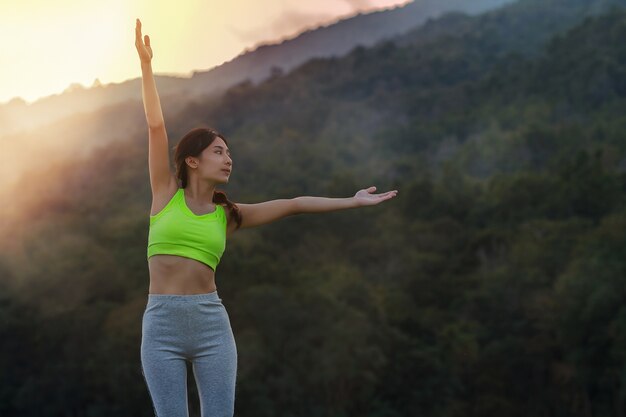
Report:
147,290,220,302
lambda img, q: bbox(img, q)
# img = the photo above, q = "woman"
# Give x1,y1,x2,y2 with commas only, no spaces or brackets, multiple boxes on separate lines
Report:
135,18,398,417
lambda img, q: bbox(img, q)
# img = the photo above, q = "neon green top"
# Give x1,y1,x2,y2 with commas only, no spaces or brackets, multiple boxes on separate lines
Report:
147,188,227,271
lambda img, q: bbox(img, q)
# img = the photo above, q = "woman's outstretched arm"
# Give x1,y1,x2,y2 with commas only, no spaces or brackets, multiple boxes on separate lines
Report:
227,186,398,235
294,186,398,213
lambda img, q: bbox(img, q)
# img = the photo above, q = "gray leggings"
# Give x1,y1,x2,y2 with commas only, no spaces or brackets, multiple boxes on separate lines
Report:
140,290,237,417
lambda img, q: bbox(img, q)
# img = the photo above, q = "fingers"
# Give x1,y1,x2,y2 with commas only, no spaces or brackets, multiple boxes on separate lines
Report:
135,19,149,47
359,186,398,204
135,18,154,62
366,186,398,197
135,19,143,44
379,190,399,199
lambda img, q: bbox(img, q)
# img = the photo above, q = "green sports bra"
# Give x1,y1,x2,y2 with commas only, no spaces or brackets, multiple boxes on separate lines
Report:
147,188,227,271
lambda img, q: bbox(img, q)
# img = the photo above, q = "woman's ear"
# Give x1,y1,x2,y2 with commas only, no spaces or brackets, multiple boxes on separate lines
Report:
186,156,198,169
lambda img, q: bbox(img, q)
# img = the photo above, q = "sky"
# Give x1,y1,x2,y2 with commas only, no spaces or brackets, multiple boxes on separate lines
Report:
0,0,410,105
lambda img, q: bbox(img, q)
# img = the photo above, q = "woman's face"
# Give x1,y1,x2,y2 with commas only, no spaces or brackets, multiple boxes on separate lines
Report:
198,137,233,184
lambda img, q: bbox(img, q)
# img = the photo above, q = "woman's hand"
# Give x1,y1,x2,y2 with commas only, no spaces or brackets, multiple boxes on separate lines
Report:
353,186,398,207
135,18,153,64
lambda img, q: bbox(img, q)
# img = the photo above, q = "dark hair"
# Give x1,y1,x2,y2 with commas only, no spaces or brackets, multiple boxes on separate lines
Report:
173,127,242,229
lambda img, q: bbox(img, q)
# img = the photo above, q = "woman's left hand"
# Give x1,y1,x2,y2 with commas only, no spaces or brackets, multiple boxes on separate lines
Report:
353,186,398,207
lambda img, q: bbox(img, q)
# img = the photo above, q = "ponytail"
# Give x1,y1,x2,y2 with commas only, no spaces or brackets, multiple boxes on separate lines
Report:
213,189,242,230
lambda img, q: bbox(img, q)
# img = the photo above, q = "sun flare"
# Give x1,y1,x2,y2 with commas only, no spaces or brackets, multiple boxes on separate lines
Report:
0,0,409,104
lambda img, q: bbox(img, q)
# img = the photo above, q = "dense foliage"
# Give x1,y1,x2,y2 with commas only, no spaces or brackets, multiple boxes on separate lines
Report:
2,0,626,416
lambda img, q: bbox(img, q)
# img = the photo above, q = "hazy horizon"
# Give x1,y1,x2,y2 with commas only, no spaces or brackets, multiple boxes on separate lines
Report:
0,0,410,105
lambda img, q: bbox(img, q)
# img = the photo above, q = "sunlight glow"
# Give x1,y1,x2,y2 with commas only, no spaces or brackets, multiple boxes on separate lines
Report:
0,0,409,104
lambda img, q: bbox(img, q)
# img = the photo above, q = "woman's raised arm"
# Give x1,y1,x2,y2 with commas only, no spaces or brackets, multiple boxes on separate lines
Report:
135,18,173,195
136,19,164,128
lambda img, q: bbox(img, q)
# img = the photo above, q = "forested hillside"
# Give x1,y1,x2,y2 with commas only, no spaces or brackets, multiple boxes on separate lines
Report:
0,0,512,138
1,0,626,416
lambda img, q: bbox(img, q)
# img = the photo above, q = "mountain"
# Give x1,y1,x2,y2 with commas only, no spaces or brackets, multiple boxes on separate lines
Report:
4,3,626,415
2,1,626,416
396,0,626,58
0,0,514,138
5,0,626,192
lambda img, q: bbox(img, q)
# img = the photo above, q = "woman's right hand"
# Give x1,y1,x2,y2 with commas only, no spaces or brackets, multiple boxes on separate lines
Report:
135,18,153,63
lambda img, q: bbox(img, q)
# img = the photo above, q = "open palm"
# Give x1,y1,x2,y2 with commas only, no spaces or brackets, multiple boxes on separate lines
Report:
354,186,398,207
135,19,153,63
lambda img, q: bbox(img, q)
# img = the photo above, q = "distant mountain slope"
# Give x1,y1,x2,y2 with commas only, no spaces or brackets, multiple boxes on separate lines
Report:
4,0,626,193
396,0,626,58
0,0,513,137
167,0,626,183
4,0,626,203
2,9,626,416
186,0,515,93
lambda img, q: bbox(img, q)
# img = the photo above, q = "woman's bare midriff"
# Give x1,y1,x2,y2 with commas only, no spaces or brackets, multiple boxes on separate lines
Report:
148,254,217,294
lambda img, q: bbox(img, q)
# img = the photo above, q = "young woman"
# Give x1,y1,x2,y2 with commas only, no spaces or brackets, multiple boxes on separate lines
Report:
135,18,398,417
